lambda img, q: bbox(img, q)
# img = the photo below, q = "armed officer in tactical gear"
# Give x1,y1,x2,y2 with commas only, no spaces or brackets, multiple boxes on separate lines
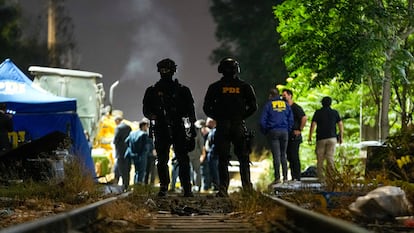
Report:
203,57,257,197
143,58,197,197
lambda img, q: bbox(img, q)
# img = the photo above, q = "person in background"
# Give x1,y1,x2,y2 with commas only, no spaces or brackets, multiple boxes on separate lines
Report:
308,96,344,181
143,58,197,197
0,103,13,153
282,89,307,182
188,119,206,192
125,120,151,185
169,150,180,192
203,57,257,197
84,130,93,152
260,88,293,187
144,118,157,185
112,115,132,190
200,119,212,192
205,118,219,191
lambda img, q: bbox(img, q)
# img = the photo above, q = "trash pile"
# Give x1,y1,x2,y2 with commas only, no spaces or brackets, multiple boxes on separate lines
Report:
349,186,413,221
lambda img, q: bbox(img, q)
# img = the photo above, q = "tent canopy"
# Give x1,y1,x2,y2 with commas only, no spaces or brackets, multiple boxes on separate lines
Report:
0,59,76,113
0,59,95,177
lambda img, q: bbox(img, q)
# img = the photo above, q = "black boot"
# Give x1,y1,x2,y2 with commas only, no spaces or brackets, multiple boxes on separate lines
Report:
158,186,168,197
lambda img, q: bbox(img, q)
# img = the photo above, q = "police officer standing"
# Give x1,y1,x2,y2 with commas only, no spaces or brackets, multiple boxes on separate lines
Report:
203,57,257,197
143,58,197,197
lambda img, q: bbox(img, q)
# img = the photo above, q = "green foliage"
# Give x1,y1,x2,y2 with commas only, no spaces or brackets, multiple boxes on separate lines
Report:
0,0,23,59
209,0,288,142
0,0,48,71
277,76,362,172
274,0,414,139
1,0,77,70
383,127,414,181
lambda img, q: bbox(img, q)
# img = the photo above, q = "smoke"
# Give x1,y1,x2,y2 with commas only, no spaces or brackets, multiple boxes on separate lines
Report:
122,0,183,82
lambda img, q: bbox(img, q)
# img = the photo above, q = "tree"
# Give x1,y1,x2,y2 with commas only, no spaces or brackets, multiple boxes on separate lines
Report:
47,0,78,68
0,0,48,71
274,0,414,141
0,1,21,58
1,0,78,71
209,0,288,148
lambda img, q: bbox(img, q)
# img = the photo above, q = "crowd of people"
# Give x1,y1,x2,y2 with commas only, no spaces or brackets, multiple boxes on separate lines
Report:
108,56,344,197
0,56,344,198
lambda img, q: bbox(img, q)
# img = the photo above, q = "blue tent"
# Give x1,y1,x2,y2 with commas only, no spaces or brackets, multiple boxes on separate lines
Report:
0,59,95,177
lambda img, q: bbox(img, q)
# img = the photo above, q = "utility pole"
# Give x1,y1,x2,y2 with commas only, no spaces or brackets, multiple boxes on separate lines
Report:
48,0,58,67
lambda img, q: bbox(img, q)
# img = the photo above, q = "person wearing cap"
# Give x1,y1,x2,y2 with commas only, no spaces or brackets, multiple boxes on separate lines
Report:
143,58,197,197
112,115,132,190
308,96,344,181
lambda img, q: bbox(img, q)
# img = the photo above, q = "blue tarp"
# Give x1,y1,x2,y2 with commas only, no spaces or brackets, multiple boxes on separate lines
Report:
0,59,95,177
0,59,76,113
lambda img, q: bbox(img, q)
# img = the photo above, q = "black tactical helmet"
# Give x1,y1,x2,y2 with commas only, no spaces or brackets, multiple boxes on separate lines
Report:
218,57,240,74
157,58,177,74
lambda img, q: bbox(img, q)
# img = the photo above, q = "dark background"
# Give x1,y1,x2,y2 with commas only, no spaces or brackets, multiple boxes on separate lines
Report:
18,0,219,122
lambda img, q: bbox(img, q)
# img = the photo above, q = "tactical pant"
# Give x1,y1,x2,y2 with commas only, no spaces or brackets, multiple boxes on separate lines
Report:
215,120,251,193
154,124,192,194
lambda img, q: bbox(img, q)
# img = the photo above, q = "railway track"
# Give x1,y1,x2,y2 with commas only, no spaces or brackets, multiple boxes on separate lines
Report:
0,188,373,233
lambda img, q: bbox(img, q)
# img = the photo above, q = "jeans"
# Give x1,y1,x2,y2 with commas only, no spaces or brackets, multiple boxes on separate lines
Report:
267,130,289,181
200,161,211,190
170,161,179,190
131,155,148,184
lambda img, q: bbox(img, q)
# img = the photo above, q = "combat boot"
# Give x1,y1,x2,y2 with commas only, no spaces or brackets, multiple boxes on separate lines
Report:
157,186,168,197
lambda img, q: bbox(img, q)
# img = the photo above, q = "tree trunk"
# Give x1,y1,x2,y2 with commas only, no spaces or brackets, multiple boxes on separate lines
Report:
380,67,392,142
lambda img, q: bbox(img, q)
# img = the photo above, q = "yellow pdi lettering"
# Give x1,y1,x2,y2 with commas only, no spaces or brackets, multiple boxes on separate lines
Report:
222,87,240,94
8,131,26,148
271,100,286,112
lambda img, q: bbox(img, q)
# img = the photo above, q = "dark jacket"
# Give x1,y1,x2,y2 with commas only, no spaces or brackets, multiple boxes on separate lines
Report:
203,76,257,121
113,122,131,159
124,130,151,158
259,97,293,134
143,78,196,127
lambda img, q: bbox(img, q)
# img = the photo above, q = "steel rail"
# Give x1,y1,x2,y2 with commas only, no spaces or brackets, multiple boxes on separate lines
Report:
263,193,372,233
0,192,131,233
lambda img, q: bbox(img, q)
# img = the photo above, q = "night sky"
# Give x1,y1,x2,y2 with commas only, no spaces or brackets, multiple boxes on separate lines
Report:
18,0,219,121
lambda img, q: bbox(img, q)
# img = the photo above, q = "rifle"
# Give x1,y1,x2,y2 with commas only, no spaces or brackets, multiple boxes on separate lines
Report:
244,128,255,155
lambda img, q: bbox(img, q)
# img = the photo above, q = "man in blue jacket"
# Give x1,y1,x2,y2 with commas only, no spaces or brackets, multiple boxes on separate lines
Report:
260,88,293,187
125,120,151,185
